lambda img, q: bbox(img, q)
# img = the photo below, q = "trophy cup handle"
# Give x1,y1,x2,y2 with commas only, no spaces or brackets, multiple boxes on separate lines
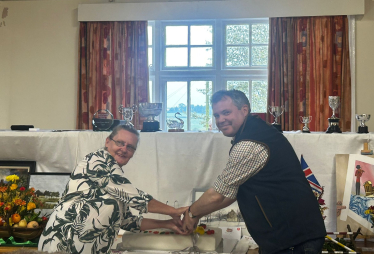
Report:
280,105,285,116
268,106,273,115
299,116,303,123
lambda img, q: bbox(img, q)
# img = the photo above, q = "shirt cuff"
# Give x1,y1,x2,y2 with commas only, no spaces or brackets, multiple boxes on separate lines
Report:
144,195,153,213
213,176,238,199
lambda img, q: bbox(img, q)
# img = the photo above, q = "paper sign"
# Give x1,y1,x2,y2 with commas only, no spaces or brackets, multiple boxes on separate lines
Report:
220,226,242,240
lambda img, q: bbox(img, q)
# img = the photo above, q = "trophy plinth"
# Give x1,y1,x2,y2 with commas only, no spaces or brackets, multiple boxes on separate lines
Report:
326,96,342,134
142,121,160,132
356,114,371,134
139,103,162,132
269,106,284,133
326,118,342,133
358,126,369,134
361,140,373,155
300,116,312,133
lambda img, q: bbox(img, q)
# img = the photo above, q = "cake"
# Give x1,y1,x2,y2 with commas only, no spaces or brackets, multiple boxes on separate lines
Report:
120,227,222,251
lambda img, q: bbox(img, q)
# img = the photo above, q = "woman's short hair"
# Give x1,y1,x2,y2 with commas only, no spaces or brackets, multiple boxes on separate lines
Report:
211,90,251,113
108,125,140,143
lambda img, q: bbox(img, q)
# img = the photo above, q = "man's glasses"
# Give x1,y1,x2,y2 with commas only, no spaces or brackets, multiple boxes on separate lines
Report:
110,138,136,153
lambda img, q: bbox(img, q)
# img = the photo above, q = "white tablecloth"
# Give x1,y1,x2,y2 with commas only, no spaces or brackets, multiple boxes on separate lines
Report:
1,129,374,232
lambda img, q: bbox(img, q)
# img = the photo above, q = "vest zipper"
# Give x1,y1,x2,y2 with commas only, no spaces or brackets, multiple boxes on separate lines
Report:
255,196,273,228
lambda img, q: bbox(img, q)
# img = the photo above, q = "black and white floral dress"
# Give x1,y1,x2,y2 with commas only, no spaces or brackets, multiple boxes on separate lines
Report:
38,148,153,254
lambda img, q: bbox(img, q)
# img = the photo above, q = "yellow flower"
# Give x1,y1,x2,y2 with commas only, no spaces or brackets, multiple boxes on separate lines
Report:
10,184,18,190
5,175,19,183
194,226,205,235
27,202,36,210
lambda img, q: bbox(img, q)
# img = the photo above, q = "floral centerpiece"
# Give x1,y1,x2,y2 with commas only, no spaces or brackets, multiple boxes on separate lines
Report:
0,174,48,239
314,188,328,220
365,206,374,228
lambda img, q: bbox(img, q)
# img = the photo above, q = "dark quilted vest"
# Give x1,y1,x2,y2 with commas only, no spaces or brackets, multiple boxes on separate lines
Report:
233,115,326,254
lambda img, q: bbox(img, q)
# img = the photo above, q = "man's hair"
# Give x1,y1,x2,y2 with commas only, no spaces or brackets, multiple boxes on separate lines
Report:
356,165,361,169
108,124,140,143
211,90,251,113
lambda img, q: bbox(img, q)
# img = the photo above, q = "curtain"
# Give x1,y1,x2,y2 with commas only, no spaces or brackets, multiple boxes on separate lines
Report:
267,16,351,132
77,21,149,130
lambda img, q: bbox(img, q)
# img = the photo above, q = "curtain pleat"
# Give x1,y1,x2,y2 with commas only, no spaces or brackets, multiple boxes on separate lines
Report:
268,16,351,132
77,21,149,130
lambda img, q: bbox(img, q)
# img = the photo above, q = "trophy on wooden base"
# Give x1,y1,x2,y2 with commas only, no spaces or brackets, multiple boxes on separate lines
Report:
139,103,162,132
356,114,371,134
269,106,284,133
167,112,184,132
361,139,373,155
326,96,342,133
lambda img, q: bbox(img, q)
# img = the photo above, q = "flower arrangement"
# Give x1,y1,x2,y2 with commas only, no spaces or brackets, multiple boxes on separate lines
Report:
0,174,48,230
365,206,374,228
314,188,328,220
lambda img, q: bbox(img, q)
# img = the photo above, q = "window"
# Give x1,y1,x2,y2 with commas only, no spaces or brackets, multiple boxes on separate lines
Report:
148,19,269,131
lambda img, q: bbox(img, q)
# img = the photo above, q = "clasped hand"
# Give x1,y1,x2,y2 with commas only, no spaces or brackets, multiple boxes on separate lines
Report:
167,207,199,235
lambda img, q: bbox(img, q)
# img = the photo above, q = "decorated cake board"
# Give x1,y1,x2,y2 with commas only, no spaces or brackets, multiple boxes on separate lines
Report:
337,154,374,235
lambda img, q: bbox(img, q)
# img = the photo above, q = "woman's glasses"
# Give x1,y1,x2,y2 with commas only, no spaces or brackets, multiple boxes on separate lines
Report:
110,138,136,153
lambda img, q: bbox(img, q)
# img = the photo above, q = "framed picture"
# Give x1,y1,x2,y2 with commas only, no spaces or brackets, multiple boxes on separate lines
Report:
0,160,36,188
29,172,71,215
192,188,245,227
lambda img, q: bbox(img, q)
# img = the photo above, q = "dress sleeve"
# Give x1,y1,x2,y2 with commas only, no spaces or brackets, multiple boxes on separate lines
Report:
213,141,269,199
81,150,153,214
119,203,144,232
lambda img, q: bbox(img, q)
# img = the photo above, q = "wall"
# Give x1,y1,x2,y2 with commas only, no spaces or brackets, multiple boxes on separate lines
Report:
356,0,374,131
0,0,373,131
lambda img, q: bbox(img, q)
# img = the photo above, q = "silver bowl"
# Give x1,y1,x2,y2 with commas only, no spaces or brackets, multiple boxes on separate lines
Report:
139,103,162,122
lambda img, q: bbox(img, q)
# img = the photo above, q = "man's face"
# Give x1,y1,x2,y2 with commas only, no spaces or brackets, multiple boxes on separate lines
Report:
212,96,249,137
105,129,138,167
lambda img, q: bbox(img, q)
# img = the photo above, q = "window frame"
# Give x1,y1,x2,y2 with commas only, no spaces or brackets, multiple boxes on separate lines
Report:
222,18,269,70
148,18,269,131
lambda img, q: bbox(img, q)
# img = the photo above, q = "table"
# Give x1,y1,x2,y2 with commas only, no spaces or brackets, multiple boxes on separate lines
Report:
1,130,374,232
0,246,37,253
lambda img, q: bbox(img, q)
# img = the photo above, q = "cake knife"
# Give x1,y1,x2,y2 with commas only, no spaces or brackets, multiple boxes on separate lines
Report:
191,233,200,254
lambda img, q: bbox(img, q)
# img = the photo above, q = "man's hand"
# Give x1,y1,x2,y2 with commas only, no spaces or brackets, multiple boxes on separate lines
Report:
166,217,188,235
172,206,189,219
182,209,199,234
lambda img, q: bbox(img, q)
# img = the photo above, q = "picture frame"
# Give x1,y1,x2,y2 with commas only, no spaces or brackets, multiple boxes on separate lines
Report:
0,160,36,188
29,172,71,215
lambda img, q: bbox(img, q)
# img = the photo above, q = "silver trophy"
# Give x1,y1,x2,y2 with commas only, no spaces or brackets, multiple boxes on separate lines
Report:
326,96,342,133
118,104,137,127
356,114,371,133
300,116,312,133
269,106,284,132
138,102,162,132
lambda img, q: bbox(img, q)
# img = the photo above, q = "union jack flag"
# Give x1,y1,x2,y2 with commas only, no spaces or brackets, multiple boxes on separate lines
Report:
301,155,323,193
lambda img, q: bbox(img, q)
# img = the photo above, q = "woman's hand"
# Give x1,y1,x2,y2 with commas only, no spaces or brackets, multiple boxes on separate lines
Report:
165,217,189,235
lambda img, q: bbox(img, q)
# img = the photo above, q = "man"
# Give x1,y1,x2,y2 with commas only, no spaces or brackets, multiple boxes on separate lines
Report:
355,165,364,195
183,90,326,254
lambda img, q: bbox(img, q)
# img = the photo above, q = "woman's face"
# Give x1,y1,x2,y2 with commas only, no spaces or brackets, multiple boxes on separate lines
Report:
105,129,138,167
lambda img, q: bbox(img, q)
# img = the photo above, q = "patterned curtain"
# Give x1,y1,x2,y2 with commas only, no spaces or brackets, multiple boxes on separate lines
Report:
77,21,149,130
267,16,351,132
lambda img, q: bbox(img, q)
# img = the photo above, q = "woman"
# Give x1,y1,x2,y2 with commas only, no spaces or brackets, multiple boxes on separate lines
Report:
38,125,187,254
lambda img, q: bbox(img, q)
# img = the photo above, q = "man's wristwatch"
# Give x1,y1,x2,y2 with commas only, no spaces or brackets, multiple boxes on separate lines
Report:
188,206,197,218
